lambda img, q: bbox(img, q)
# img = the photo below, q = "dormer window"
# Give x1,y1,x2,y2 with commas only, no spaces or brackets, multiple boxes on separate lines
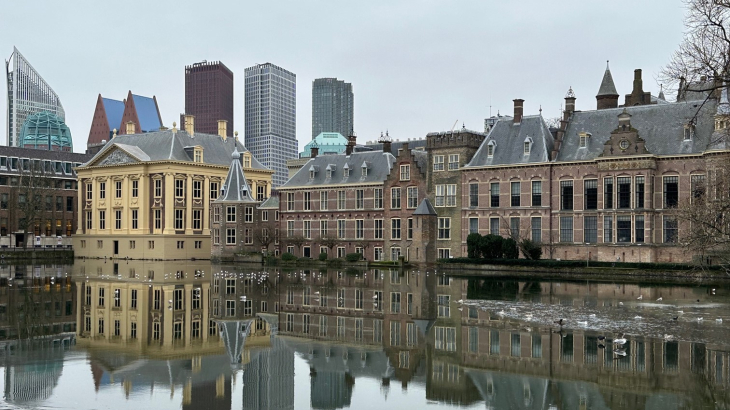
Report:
326,164,335,179
579,132,591,148
343,163,350,178
243,154,251,168
361,162,370,177
308,165,319,180
487,141,496,157
684,124,695,141
523,137,533,154
194,147,203,163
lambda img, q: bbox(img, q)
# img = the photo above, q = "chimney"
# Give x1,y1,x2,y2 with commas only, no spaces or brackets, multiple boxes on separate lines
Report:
218,120,227,140
345,134,357,155
125,121,135,135
513,99,524,124
632,69,643,95
564,87,576,119
310,145,319,158
379,131,392,154
184,115,195,136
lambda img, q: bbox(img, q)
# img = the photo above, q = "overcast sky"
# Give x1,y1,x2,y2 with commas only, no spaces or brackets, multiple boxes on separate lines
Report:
1,0,687,154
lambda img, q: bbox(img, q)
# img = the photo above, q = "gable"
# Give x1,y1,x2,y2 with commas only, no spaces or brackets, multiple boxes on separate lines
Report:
94,147,140,166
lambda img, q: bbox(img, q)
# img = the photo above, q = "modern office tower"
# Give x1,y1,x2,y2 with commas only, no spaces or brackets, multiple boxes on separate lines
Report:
311,78,353,139
5,47,65,147
182,61,234,136
244,63,297,187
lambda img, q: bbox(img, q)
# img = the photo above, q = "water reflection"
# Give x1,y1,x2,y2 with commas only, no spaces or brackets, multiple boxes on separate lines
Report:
0,261,728,409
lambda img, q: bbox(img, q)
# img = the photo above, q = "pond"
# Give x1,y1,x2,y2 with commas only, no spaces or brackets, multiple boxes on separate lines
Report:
0,260,727,409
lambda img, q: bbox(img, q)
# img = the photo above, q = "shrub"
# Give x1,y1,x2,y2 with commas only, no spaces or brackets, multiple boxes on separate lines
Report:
318,252,328,261
298,257,311,262
502,237,519,259
346,253,363,262
519,239,542,260
467,233,482,258
480,234,504,259
281,252,297,261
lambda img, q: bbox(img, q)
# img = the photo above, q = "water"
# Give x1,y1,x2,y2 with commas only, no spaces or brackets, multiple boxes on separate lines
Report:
0,261,728,409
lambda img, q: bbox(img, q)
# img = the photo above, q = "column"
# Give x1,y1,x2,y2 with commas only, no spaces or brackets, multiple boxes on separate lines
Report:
184,283,192,345
163,173,175,234
137,175,147,234
201,282,210,342
76,178,84,235
76,282,83,335
185,175,193,235
203,176,211,235
163,287,173,347
122,176,130,234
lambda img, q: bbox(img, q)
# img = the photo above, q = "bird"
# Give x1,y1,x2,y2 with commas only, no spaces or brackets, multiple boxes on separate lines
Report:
637,295,643,300
698,317,704,322
634,315,643,320
554,319,565,327
613,348,627,357
614,333,627,345
671,316,679,321
577,320,588,326
619,302,624,306
597,336,606,341
589,314,596,318
716,318,723,323
656,297,663,302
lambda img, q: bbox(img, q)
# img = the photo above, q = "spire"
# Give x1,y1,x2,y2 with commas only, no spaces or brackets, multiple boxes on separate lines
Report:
658,84,666,101
718,83,730,115
217,149,256,202
597,60,619,97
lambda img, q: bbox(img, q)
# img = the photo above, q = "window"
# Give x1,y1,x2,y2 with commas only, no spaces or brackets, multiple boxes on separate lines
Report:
691,174,706,201
149,240,155,249
604,216,613,243
531,217,541,242
175,179,184,197
400,164,410,180
177,240,184,249
490,182,500,207
435,327,456,352
374,247,383,261
490,218,500,236
287,192,295,210
585,179,597,209
245,206,253,223
560,216,573,242
226,300,236,317
114,210,122,230
448,154,459,170
530,180,542,207
438,217,451,239
511,182,520,207
560,180,573,210
635,176,645,208
226,228,236,244
391,247,401,261
635,215,645,243
433,155,444,171
664,176,679,208
469,183,478,207
524,140,531,154
213,228,220,244
66,196,73,211
391,218,401,239
99,182,106,199
446,184,456,206
390,187,401,209
584,216,597,243
374,188,383,209
86,211,92,230
86,183,93,200
320,191,328,210
390,292,401,313
257,185,265,201
684,124,695,140
579,134,588,147
437,295,450,317
604,177,614,209
337,190,346,209
617,216,631,242
194,148,203,163
487,142,495,157
130,322,137,339
115,181,122,198
193,209,202,230
154,210,161,230
405,218,412,239
193,180,202,199
154,179,162,197
469,217,479,234
356,189,364,209
354,219,364,239
195,240,202,249
374,219,383,239
320,220,328,237
618,177,631,208
175,209,184,230
303,220,311,239
210,181,219,200
664,217,678,243
510,217,519,238
98,288,105,307
99,210,106,230
303,192,311,211
226,206,236,222
337,219,347,239
407,187,418,208
262,210,268,222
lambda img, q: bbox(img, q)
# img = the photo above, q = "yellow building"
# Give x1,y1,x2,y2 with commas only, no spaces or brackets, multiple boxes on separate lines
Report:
73,117,274,260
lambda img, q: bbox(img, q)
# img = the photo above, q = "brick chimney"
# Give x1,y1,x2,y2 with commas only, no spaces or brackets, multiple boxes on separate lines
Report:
218,120,227,141
345,134,357,155
513,99,524,124
310,145,319,158
379,131,392,154
125,121,135,135
184,115,195,136
564,88,576,120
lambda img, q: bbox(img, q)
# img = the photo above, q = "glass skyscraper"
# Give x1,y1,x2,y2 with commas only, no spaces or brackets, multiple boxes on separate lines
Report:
244,63,297,187
311,78,353,139
5,47,65,147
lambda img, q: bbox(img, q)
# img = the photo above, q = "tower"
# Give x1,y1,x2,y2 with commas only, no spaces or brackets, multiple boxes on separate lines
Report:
311,78,354,139
596,61,619,110
182,61,234,136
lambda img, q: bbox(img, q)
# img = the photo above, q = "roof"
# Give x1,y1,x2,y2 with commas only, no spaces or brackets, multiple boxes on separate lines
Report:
259,195,279,209
131,94,161,132
411,149,428,173
279,150,396,189
555,99,719,162
215,150,257,203
101,98,124,132
466,115,554,167
303,132,348,157
597,64,619,96
83,129,269,169
413,198,437,215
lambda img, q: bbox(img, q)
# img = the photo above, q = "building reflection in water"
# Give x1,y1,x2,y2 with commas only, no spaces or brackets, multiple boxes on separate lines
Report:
0,262,728,409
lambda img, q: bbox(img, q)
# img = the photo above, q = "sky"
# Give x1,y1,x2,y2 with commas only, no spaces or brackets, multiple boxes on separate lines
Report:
0,0,687,154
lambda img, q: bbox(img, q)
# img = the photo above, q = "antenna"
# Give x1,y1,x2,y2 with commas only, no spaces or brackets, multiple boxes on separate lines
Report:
451,120,458,132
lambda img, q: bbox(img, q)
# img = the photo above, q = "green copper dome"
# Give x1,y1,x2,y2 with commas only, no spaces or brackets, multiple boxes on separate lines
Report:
19,111,73,151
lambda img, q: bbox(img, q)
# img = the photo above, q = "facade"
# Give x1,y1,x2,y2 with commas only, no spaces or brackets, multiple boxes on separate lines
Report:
86,91,163,155
182,61,234,137
73,116,274,260
311,78,354,139
6,47,65,148
244,63,297,187
19,111,73,151
0,146,90,247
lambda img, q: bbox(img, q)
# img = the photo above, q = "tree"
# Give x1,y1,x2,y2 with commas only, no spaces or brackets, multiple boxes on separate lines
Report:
11,163,53,249
253,220,279,254
319,235,340,255
286,235,306,256
660,1,730,106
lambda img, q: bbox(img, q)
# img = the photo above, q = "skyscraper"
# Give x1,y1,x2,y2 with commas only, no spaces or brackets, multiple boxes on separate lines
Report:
5,47,65,147
244,63,297,187
183,61,234,136
311,78,353,139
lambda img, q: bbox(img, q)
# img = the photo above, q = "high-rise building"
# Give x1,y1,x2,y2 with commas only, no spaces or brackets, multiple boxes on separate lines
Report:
5,47,65,148
244,63,297,187
311,78,353,139
182,61,234,136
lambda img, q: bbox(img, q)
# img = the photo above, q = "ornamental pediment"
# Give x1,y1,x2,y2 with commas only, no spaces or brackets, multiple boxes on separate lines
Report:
93,147,141,166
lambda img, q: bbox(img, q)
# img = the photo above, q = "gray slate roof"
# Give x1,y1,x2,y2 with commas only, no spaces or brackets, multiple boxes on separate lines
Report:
411,149,428,174
466,115,554,168
259,195,279,209
413,198,437,215
555,98,719,162
215,150,256,203
83,129,268,169
279,150,396,188
597,66,619,96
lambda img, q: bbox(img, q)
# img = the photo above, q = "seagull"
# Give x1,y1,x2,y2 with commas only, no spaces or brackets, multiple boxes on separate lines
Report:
577,320,588,326
554,319,565,327
613,348,627,357
589,314,596,318
619,302,624,306
698,317,704,322
656,297,663,302
716,318,723,323
614,333,627,345
634,316,643,320
664,334,675,341
637,295,643,300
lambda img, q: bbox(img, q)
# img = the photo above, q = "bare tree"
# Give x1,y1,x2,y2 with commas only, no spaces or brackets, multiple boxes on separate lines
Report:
253,220,279,254
286,235,306,255
319,235,340,254
13,163,53,249
543,230,560,260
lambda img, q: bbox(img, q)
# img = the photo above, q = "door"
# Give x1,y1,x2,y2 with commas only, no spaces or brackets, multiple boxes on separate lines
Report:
113,240,119,255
